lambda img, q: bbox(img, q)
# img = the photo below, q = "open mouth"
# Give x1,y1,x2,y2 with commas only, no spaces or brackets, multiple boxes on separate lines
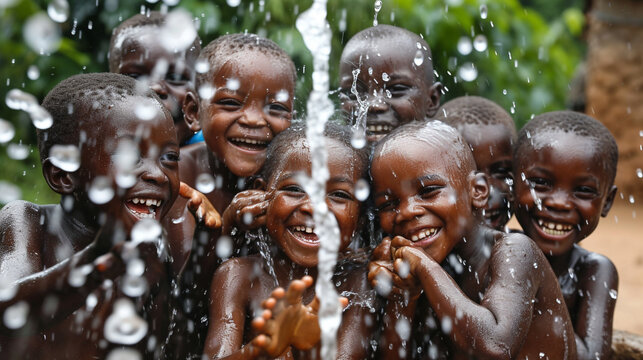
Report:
366,124,394,136
407,227,441,247
535,218,574,237
125,197,162,220
228,137,268,151
288,225,319,245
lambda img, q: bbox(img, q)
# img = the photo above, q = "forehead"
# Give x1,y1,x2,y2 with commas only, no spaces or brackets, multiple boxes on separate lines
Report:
118,26,198,66
341,36,424,77
519,131,607,173
459,123,514,151
212,50,294,90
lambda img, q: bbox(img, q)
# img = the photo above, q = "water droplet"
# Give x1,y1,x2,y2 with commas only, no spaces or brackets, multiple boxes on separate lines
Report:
88,176,114,205
473,35,487,52
23,12,61,53
381,72,390,82
351,129,366,149
5,89,38,112
131,218,162,244
198,84,216,101
539,352,545,358
413,50,424,66
47,0,69,23
7,143,29,160
354,179,370,201
226,78,240,91
106,348,142,360
27,65,40,80
457,36,472,55
441,316,452,334
609,289,618,299
226,0,241,7
0,181,21,205
49,144,80,172
195,59,210,74
216,235,233,258
458,62,478,82
395,316,411,341
195,173,215,194
374,271,392,297
104,298,148,345
134,100,159,121
628,195,635,204
68,264,92,287
28,105,53,130
127,258,146,277
3,301,29,329
479,4,488,19
162,0,180,6
159,9,197,52
122,275,148,297
0,118,15,144
0,277,17,301
374,0,382,12
276,89,290,103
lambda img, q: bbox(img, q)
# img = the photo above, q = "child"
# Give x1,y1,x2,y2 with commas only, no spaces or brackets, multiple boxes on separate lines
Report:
204,125,375,359
0,73,216,359
435,95,517,230
170,33,297,352
368,121,577,359
513,111,619,359
339,24,442,142
109,11,201,146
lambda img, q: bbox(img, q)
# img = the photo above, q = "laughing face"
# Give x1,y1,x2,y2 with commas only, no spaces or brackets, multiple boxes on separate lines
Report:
198,50,294,177
76,95,180,233
339,36,440,142
372,137,478,263
264,138,362,268
459,123,515,230
513,131,616,257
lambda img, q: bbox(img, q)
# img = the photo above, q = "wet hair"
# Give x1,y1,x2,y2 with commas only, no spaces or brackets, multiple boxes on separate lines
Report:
341,24,435,85
261,123,369,183
373,120,476,176
434,95,516,136
39,72,163,163
108,11,201,72
196,33,297,90
514,110,618,184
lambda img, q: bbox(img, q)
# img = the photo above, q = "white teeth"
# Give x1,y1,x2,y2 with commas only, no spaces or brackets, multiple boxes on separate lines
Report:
130,198,160,208
230,137,267,145
538,219,573,235
291,225,315,234
410,228,438,242
367,125,393,133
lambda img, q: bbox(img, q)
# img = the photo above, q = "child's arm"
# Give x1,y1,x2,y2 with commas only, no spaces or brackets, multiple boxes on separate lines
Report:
573,252,618,359
391,235,544,358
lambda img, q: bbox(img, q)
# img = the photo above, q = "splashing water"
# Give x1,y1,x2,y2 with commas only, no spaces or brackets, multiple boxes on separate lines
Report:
350,68,369,149
458,62,478,82
413,49,424,66
473,35,488,52
23,12,61,53
5,89,38,112
49,144,80,172
28,105,54,130
457,36,472,55
104,298,148,345
47,0,69,23
0,118,15,144
3,301,29,329
0,181,21,205
159,9,197,52
195,173,216,194
373,0,382,26
88,176,115,205
296,1,342,358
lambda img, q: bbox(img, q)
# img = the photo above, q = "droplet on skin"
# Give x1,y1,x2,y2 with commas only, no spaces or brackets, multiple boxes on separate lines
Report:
609,289,618,299
3,301,29,329
354,179,370,201
49,144,80,172
47,0,69,23
276,89,290,103
413,50,424,66
195,173,216,194
0,118,15,144
88,176,114,205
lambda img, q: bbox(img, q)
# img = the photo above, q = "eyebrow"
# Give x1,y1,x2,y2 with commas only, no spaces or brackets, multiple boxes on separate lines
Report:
417,174,444,184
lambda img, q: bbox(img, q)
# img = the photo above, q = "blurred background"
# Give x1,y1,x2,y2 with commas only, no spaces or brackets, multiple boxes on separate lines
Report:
0,0,641,335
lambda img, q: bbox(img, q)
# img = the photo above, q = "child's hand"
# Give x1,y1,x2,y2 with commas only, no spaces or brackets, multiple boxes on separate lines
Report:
390,236,429,295
221,190,271,235
371,236,422,299
179,182,221,229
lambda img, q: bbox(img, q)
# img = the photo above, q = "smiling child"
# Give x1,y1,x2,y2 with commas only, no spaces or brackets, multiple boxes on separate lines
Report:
339,25,442,142
368,121,576,359
513,111,619,359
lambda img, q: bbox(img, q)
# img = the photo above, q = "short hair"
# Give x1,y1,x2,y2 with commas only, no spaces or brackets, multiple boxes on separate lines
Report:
108,11,201,72
514,111,618,184
341,24,435,85
196,33,297,90
39,73,162,163
261,123,369,183
434,95,516,135
373,120,476,177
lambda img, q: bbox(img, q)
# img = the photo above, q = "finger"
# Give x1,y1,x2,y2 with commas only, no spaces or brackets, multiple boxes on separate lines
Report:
252,334,270,349
371,238,392,261
262,297,277,310
179,182,193,198
286,279,306,305
251,316,266,331
339,296,349,308
271,287,285,300
262,309,272,320
308,296,320,313
391,235,413,249
301,275,314,288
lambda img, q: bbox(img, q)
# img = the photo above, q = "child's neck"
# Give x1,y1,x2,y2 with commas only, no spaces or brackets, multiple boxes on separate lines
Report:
206,152,245,212
55,201,100,251
271,250,318,286
545,248,575,277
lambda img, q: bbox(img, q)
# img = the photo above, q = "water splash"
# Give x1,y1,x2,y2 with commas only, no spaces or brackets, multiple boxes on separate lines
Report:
457,36,472,55
28,105,54,130
23,12,61,53
0,118,15,144
49,144,80,172
5,89,38,112
104,298,148,345
47,0,69,23
473,35,488,52
195,173,216,194
0,181,21,205
3,301,29,329
88,176,115,205
350,68,369,149
373,0,382,26
296,1,342,358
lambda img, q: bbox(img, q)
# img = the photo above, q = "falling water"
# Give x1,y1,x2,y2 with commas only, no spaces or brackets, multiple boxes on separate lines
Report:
295,1,342,358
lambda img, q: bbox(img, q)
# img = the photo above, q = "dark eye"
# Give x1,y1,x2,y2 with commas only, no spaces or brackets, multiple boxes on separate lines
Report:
528,177,550,191
419,185,442,198
282,184,305,194
490,165,513,180
161,151,180,164
268,103,291,115
217,98,242,109
328,190,353,201
376,200,396,213
574,186,598,199
165,72,189,85
388,84,411,97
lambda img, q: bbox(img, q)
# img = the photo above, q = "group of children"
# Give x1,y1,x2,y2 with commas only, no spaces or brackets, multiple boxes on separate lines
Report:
0,10,619,360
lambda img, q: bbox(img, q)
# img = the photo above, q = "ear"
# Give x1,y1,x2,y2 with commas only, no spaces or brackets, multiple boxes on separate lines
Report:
183,91,201,132
252,177,267,190
425,82,443,118
469,172,489,210
601,185,617,217
42,159,77,195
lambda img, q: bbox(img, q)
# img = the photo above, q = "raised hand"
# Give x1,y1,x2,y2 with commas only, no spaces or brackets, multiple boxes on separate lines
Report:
221,190,271,235
369,236,422,300
179,182,221,229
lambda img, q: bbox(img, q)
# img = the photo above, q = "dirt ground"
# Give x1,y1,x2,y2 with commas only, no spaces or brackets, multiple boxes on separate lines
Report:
510,199,643,335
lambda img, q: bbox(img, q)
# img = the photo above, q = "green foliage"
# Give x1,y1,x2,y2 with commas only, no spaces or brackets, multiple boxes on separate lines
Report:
0,0,583,205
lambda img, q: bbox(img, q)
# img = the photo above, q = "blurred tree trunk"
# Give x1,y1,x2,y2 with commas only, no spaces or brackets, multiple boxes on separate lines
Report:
586,0,643,200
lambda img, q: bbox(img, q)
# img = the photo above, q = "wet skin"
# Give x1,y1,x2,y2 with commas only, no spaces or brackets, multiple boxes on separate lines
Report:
115,26,199,145
0,95,180,359
514,131,618,359
459,123,515,230
339,35,441,142
204,138,374,360
369,133,576,359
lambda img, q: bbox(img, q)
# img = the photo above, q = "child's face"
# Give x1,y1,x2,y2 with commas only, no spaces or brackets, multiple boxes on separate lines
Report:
513,131,615,256
116,28,197,144
76,95,180,232
199,50,293,177
372,138,476,263
339,38,437,142
264,139,361,268
460,123,514,230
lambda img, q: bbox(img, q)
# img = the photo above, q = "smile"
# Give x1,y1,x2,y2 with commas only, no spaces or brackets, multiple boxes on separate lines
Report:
288,225,319,244
536,218,574,236
367,124,393,134
125,197,162,220
411,227,439,242
228,137,268,151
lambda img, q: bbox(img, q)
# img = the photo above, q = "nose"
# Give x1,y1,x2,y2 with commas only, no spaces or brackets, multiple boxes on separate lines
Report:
140,160,168,185
394,196,423,224
149,81,169,100
298,195,314,216
543,189,572,212
238,104,268,128
368,90,389,113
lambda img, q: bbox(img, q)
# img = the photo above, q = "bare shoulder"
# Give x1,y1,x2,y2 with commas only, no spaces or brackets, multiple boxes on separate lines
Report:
178,143,209,183
491,231,543,261
211,255,264,290
0,201,50,277
573,245,618,284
